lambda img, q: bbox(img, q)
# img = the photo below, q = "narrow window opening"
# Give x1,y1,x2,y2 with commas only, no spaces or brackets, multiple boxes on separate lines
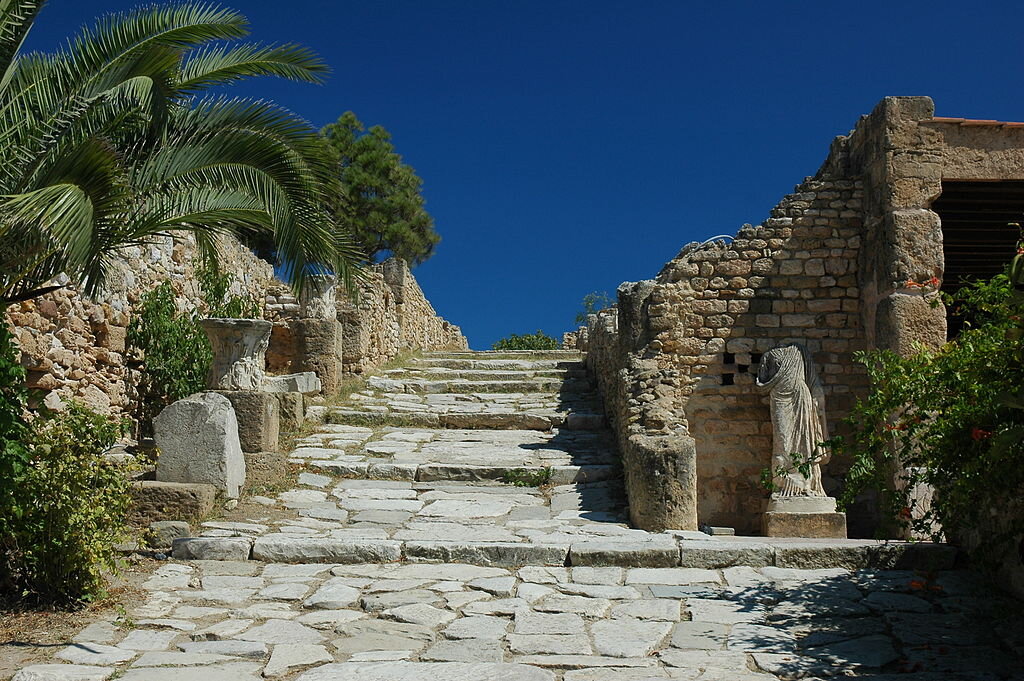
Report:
721,373,734,386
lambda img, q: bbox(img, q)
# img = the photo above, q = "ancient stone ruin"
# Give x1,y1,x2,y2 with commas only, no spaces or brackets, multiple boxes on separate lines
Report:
574,96,1024,549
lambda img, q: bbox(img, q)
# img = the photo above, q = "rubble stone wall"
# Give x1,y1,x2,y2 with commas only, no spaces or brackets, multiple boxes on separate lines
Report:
7,231,466,417
585,177,868,534
5,234,274,417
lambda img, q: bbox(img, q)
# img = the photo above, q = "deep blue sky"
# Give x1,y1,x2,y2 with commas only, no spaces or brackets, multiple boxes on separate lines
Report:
26,1,1024,348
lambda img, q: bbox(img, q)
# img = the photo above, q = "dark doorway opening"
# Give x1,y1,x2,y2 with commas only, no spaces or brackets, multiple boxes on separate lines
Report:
931,180,1024,338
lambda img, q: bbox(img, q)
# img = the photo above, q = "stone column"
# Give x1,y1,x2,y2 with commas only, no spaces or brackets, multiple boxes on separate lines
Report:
201,318,280,453
201,318,272,391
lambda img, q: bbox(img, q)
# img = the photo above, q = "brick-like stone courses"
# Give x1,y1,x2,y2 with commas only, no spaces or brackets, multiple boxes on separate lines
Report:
669,180,867,533
586,178,870,534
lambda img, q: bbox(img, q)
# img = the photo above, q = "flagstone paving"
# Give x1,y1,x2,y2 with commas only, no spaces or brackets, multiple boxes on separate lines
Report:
13,350,1024,680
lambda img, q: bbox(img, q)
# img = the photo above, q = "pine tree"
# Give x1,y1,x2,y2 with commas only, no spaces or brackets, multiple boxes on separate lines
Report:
322,112,440,265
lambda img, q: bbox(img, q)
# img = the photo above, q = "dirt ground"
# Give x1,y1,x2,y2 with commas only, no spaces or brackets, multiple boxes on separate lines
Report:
0,556,156,680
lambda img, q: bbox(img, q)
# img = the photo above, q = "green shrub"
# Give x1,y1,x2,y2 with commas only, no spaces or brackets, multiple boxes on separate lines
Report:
0,311,31,595
127,266,260,432
493,330,559,351
831,242,1024,556
1,402,131,607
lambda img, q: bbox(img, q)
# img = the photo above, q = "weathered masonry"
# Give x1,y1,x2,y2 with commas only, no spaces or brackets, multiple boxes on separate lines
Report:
578,96,1024,537
5,235,466,421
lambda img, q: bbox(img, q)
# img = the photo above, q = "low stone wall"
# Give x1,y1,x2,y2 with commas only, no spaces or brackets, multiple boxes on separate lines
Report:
6,233,465,418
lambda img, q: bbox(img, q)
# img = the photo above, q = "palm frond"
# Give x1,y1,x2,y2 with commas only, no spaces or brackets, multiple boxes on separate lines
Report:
0,0,43,90
178,42,328,92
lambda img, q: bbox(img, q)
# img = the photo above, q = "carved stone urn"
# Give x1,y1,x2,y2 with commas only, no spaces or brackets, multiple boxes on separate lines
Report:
299,274,338,320
200,318,272,391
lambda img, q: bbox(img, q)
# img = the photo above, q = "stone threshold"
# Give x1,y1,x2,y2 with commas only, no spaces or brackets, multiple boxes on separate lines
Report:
306,461,620,486
171,534,958,571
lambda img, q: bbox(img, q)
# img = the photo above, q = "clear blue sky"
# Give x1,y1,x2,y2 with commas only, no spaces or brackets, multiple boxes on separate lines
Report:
26,1,1024,348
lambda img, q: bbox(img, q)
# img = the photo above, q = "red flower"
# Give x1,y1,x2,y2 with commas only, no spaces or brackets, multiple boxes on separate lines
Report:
971,427,992,441
926,277,940,287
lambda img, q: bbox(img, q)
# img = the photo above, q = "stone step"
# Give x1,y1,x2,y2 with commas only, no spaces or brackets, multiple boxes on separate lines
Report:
413,358,584,371
326,409,606,431
368,376,591,395
172,533,959,570
306,460,620,486
387,368,578,381
424,350,583,360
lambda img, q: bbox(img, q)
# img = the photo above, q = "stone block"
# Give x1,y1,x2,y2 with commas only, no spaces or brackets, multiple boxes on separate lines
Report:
678,541,774,568
213,390,280,453
153,392,246,497
130,480,217,524
762,511,847,539
568,541,679,568
243,450,290,492
263,372,321,395
875,293,946,355
622,433,697,532
148,520,191,548
172,536,253,561
275,391,304,430
297,318,344,394
404,541,568,567
252,535,402,563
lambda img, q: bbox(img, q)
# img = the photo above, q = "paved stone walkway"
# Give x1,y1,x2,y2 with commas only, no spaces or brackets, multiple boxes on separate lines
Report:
14,351,1024,680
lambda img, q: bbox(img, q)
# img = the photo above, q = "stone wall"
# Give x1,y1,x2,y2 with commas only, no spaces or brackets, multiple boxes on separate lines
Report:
7,233,466,418
583,96,1024,549
5,234,274,417
581,97,960,536
585,177,868,534
265,258,468,384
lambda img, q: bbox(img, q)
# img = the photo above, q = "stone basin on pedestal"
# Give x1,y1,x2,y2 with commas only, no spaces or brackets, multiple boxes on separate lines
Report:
201,318,272,391
201,318,279,453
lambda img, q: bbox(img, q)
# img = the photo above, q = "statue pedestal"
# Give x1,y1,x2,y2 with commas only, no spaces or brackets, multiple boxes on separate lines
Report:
762,495,847,538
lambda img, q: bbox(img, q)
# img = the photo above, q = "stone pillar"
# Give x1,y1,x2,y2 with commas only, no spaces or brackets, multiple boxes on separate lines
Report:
297,318,344,393
201,318,272,391
201,318,279,453
623,433,698,531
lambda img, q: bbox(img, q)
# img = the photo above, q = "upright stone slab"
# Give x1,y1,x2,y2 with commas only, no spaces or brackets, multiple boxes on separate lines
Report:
154,392,246,497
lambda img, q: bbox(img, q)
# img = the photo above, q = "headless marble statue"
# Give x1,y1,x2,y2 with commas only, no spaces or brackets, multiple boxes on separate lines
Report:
756,343,830,499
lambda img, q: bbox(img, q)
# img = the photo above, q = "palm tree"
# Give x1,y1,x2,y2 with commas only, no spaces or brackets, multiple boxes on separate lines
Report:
0,1,361,306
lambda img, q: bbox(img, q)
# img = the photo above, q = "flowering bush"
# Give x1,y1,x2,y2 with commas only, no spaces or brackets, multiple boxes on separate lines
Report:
831,241,1024,560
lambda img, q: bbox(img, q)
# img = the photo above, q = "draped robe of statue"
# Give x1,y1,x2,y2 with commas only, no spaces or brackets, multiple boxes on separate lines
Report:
756,343,829,497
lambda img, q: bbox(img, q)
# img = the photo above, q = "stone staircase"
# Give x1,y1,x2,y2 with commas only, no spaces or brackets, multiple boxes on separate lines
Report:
29,351,1008,681
173,350,954,571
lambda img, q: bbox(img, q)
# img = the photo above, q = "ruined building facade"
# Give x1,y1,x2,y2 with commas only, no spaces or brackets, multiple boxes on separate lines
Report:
579,96,1024,537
